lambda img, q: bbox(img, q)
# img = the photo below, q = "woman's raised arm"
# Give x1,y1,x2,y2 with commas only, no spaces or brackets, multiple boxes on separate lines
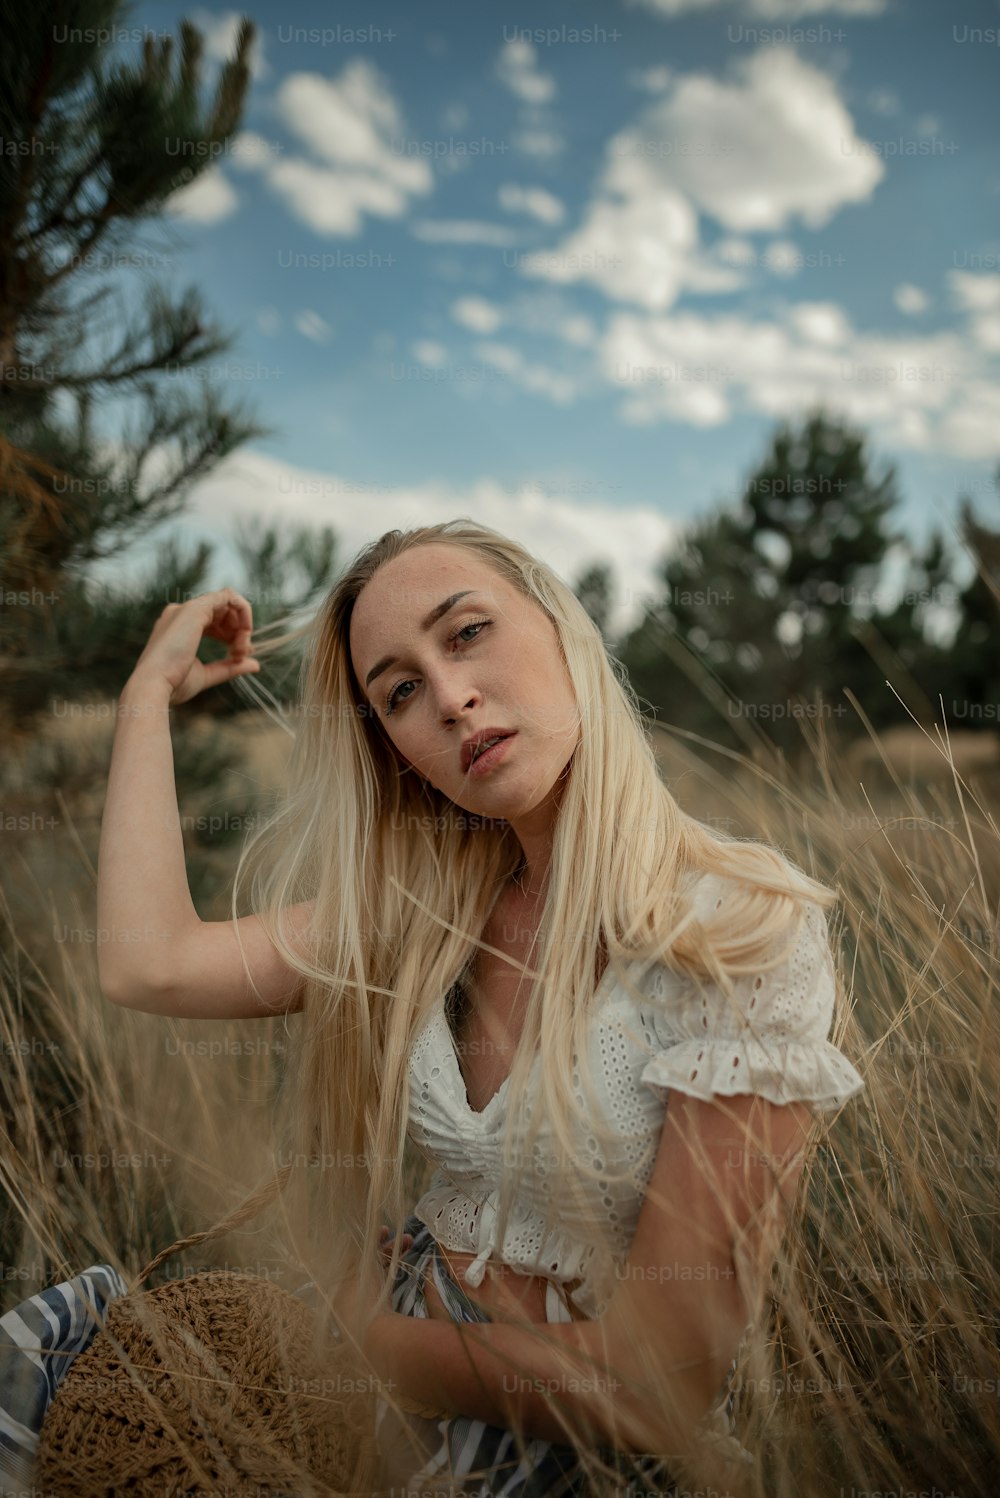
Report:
95,590,308,1018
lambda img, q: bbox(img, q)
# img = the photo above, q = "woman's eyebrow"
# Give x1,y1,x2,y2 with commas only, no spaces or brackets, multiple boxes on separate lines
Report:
364,590,482,689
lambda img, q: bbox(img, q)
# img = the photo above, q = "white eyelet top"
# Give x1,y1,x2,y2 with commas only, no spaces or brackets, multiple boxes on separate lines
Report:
405,872,865,1320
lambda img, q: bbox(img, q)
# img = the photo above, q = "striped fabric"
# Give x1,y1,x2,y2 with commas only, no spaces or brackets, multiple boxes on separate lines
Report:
0,1263,128,1496
367,1214,749,1497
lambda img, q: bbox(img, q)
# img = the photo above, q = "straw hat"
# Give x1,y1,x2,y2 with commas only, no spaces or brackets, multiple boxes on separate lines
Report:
32,1166,382,1496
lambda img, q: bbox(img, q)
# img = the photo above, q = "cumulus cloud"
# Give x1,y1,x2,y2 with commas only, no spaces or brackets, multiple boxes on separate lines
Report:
294,310,332,343
227,131,283,172
615,47,883,233
240,60,432,236
451,296,505,334
410,219,520,246
411,340,447,366
516,46,882,311
493,38,565,159
598,303,998,458
628,66,674,93
948,271,1000,313
867,87,901,117
519,188,700,311
947,272,1000,353
166,165,239,224
560,314,598,347
761,240,806,277
626,0,886,16
179,448,673,643
474,342,578,405
495,38,556,104
895,284,929,315
786,302,852,345
498,182,566,224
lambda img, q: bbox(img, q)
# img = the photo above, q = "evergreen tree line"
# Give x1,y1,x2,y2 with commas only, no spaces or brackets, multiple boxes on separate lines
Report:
2,0,998,797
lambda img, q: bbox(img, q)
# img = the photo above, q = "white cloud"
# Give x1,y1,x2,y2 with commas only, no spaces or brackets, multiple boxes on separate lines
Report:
411,340,447,366
895,284,929,315
451,296,504,334
496,38,556,104
498,183,566,225
560,314,598,347
494,38,564,159
937,384,1000,457
612,47,883,234
628,66,674,93
626,0,885,16
948,271,1000,312
517,47,881,312
178,447,674,642
519,188,699,312
245,61,432,236
867,88,900,117
597,304,999,458
410,219,520,246
228,131,283,172
294,310,332,343
762,240,805,276
275,65,431,191
713,236,758,270
947,272,1000,353
166,165,238,224
474,342,578,405
264,159,409,235
971,317,1000,354
786,302,852,345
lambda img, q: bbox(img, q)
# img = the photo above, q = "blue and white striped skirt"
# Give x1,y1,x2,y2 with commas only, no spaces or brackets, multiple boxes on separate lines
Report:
0,1262,128,1496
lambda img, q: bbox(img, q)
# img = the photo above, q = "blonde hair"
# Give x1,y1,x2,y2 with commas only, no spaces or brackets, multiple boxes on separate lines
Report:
227,518,838,1341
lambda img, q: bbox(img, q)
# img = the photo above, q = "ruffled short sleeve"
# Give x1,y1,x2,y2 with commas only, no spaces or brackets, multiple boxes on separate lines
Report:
639,876,865,1114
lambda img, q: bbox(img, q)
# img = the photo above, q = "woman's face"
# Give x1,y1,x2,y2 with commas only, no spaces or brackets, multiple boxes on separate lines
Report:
349,543,580,820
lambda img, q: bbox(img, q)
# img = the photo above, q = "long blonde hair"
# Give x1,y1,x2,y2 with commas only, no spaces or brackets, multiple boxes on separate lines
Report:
227,518,838,1331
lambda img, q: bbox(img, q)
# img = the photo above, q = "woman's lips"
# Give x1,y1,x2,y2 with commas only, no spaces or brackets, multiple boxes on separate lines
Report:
467,732,516,777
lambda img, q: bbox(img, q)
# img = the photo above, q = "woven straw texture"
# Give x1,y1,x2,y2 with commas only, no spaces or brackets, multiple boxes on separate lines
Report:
32,1269,379,1496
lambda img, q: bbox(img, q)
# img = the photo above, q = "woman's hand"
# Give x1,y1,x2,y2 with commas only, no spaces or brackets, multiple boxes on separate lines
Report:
378,1225,414,1263
127,589,260,706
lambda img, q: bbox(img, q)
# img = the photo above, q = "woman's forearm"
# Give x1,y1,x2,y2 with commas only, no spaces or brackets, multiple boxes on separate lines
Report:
95,673,199,1001
365,1306,723,1454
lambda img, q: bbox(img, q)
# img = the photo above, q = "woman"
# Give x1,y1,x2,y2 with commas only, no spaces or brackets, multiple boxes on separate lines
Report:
2,520,865,1495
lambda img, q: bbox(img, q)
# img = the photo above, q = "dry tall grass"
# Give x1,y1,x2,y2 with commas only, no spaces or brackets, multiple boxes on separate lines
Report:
1,697,998,1496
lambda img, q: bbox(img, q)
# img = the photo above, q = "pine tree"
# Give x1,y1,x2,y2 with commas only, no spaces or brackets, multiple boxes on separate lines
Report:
574,561,613,642
0,0,265,732
613,408,927,752
947,479,1000,732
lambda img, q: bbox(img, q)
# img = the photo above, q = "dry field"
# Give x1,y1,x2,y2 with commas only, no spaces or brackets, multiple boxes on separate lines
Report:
2,701,998,1495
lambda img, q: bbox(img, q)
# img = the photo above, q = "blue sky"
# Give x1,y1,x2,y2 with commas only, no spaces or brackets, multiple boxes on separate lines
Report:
98,0,1000,635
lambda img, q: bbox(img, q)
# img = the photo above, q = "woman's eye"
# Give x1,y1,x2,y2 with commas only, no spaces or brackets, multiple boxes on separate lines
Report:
385,617,492,715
